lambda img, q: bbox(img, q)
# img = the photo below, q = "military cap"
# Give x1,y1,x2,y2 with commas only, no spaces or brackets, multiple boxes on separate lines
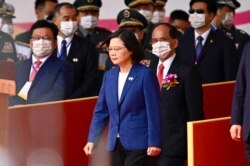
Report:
117,9,148,28
2,3,15,18
73,0,102,11
216,0,240,9
154,0,167,7
125,0,155,8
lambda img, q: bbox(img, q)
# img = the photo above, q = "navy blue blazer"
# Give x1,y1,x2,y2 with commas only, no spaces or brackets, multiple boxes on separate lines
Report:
231,42,250,141
176,28,237,83
88,64,162,151
9,54,73,106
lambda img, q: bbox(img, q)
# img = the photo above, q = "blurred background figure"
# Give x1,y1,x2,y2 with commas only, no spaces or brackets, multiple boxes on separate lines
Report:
125,0,155,51
151,0,167,24
0,1,17,61
212,0,250,67
1,2,15,37
169,9,190,34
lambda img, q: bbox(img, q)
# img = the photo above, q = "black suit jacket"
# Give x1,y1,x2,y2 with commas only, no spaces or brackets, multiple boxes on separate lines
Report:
177,28,237,84
65,35,99,98
9,54,74,106
156,57,204,157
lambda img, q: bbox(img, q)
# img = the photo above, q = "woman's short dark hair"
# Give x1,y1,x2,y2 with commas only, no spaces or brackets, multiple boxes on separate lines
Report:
30,20,58,39
104,29,145,64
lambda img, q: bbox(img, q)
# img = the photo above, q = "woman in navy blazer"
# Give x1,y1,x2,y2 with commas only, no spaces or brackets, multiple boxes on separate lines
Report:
84,29,162,165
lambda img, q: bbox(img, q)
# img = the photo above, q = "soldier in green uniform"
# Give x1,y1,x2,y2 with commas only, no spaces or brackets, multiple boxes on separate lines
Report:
0,2,17,61
151,0,167,24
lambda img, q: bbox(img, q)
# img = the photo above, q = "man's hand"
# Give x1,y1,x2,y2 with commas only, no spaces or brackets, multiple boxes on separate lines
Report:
230,124,242,142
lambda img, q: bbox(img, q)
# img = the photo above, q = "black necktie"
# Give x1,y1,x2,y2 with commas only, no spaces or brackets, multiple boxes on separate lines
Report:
195,36,203,63
60,40,67,59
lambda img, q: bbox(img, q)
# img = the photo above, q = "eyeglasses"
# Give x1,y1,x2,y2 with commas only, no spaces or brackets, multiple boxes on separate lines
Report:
106,46,126,52
31,36,54,41
189,9,207,14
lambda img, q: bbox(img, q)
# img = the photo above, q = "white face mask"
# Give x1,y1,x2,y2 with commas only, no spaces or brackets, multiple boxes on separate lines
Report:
189,13,206,29
80,15,98,29
138,9,153,23
151,11,165,24
152,41,171,59
32,39,53,57
222,12,234,26
1,24,14,35
60,21,78,37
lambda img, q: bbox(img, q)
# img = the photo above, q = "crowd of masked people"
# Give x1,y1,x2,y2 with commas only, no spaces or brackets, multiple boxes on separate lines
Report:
1,0,250,165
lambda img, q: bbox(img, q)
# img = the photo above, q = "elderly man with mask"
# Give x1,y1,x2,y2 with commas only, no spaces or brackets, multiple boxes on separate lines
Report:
9,20,73,106
211,0,250,67
53,2,99,98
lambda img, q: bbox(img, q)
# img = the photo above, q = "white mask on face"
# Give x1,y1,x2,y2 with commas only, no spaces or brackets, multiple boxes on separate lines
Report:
60,21,78,37
32,39,53,57
1,24,14,35
222,12,234,26
80,15,98,29
138,9,153,22
152,41,171,59
151,11,165,24
189,13,206,29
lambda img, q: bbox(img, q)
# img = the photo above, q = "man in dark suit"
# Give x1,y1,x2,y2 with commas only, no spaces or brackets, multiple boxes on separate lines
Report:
152,23,204,166
9,20,73,106
73,0,112,95
53,2,99,98
177,0,238,84
230,42,250,166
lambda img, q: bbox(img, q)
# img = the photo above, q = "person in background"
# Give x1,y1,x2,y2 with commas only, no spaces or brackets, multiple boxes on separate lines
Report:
169,10,190,34
106,8,159,71
212,0,250,67
177,0,237,84
1,2,15,37
9,20,73,106
151,0,167,25
53,2,99,98
15,0,58,45
0,2,17,61
152,23,204,166
230,42,250,166
84,29,161,166
125,0,155,51
73,0,112,95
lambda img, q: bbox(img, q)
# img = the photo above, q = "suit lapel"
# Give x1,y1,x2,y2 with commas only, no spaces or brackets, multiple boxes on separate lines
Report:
31,55,55,88
199,30,216,62
67,35,79,60
110,67,119,108
119,64,139,104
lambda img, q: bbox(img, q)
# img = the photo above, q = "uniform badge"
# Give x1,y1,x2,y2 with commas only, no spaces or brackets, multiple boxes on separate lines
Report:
1,42,14,53
235,43,239,50
123,10,130,18
72,58,78,62
87,0,94,3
